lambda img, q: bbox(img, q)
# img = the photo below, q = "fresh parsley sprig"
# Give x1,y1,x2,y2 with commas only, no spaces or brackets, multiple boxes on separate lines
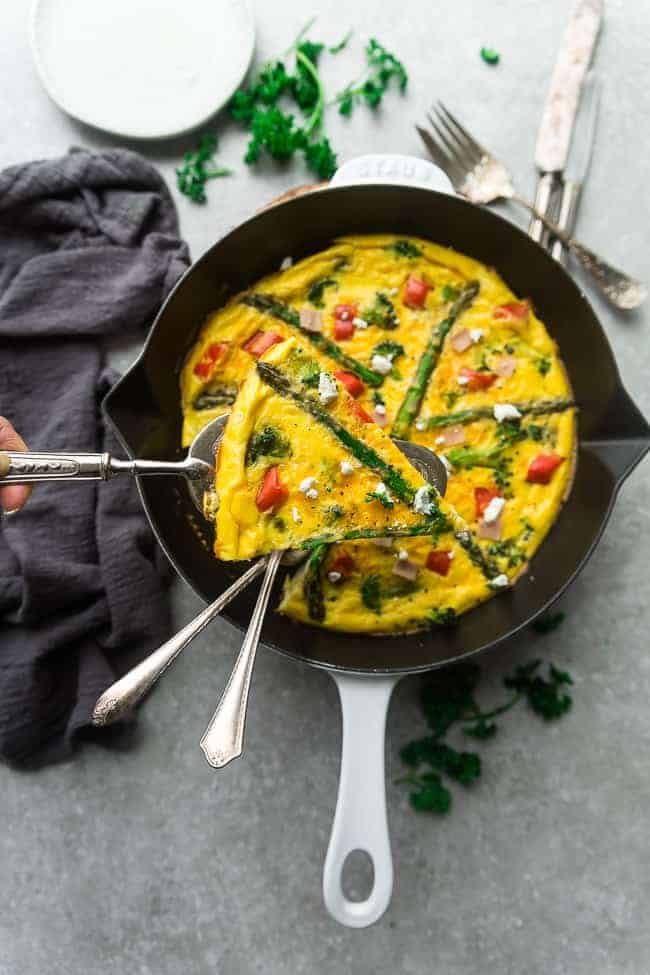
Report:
399,629,573,813
181,25,410,201
229,22,338,180
175,134,232,203
334,38,408,116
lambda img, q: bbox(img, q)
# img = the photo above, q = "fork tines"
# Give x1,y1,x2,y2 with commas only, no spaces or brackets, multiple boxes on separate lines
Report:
417,101,489,191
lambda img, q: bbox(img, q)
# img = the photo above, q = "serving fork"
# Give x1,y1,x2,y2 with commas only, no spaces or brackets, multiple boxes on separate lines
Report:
416,101,646,310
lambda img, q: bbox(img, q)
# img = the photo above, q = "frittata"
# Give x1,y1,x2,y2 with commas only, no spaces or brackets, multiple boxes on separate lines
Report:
181,234,576,634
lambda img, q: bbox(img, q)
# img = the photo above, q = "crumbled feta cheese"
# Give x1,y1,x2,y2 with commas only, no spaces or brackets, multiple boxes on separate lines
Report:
448,550,455,560
490,573,509,588
299,476,317,493
374,482,393,502
469,328,484,343
305,488,319,500
413,485,435,515
291,506,301,524
397,548,409,560
371,354,393,376
483,496,505,524
493,403,522,422
374,403,387,416
389,287,399,295
457,375,470,386
415,419,427,431
327,571,342,583
340,461,354,476
280,256,293,271
435,435,445,445
353,317,368,329
318,371,338,404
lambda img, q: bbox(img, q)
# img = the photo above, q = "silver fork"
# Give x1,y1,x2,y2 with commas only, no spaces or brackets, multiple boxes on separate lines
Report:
417,101,646,311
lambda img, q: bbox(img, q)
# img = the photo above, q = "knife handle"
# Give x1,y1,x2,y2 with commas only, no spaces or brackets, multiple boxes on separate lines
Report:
528,172,560,245
550,180,582,266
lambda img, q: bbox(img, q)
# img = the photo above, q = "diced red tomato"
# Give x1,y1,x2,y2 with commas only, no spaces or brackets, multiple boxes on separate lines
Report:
334,303,358,322
404,275,431,308
426,549,453,576
193,342,229,378
255,466,288,512
474,486,501,519
335,370,365,398
243,330,284,358
458,366,497,391
493,301,529,323
334,318,355,340
526,452,564,484
328,553,355,578
349,400,373,423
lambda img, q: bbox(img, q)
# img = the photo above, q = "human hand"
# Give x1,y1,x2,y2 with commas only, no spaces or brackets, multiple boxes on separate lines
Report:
0,416,31,513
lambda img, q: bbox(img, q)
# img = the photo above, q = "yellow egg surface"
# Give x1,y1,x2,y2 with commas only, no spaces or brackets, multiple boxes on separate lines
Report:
182,234,576,634
213,338,486,565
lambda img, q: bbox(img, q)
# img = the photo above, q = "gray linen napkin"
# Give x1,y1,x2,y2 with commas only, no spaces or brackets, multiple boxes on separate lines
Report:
0,147,190,766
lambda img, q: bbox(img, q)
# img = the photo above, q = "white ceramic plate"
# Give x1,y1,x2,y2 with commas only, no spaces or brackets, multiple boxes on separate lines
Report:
30,0,255,139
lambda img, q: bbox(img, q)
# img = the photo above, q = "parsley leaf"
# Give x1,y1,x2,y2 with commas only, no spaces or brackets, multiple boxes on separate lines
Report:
480,47,500,65
399,657,574,814
373,340,404,361
335,38,408,116
363,291,399,329
388,239,422,259
442,283,460,302
307,277,337,307
531,611,566,634
329,31,352,54
503,660,573,720
176,134,232,203
365,489,395,509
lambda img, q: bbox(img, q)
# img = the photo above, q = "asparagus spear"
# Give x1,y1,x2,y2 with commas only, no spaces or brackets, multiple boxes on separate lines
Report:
193,384,238,410
302,542,329,621
445,444,505,470
303,518,453,548
391,282,480,439
454,530,500,579
424,398,575,429
257,360,431,507
242,293,383,387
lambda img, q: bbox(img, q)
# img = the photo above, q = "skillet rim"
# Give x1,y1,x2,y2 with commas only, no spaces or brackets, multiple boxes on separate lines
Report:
103,182,650,676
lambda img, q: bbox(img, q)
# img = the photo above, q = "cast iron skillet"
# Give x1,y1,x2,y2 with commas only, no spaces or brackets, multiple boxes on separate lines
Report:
103,172,649,926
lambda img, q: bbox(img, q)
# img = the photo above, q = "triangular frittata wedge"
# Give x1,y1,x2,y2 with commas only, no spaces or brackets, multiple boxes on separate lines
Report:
278,532,497,634
211,339,451,561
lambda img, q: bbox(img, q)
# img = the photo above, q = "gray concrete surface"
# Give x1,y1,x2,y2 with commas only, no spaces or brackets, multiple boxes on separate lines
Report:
2,1,649,972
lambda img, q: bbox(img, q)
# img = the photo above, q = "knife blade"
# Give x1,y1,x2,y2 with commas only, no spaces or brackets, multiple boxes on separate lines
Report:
529,0,604,243
551,71,600,263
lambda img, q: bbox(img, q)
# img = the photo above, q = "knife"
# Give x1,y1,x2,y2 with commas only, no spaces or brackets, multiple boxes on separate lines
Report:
529,0,604,244
550,72,600,264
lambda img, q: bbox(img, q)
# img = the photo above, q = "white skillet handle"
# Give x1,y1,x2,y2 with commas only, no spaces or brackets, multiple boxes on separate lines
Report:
323,673,399,928
319,152,456,930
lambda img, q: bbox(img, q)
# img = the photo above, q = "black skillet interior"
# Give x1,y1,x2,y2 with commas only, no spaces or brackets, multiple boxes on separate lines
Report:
104,184,649,674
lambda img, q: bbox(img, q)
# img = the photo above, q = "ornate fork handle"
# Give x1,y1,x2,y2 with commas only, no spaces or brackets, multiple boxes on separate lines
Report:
0,450,204,484
92,558,268,727
199,548,283,768
511,193,647,310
